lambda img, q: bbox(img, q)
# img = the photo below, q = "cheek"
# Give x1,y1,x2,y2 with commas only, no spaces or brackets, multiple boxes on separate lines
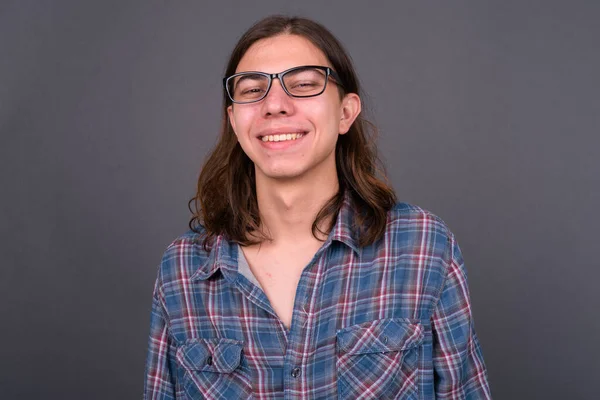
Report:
301,100,341,131
320,93,343,126
316,105,341,134
231,109,256,136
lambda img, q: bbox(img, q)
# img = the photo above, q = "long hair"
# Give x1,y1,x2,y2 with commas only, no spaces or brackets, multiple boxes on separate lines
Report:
189,15,396,250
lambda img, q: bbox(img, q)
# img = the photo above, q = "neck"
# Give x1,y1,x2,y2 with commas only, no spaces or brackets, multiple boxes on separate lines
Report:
254,169,339,245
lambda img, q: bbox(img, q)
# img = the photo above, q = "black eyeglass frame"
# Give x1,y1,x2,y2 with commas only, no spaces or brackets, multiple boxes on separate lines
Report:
223,65,343,104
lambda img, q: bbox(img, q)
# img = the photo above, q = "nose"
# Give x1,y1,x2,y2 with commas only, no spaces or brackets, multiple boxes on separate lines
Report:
261,78,294,116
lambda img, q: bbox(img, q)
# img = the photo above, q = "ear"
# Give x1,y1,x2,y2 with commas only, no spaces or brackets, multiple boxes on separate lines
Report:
227,105,237,136
338,93,361,135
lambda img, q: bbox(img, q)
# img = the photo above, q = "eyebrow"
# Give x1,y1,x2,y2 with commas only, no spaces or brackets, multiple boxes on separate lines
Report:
234,73,266,85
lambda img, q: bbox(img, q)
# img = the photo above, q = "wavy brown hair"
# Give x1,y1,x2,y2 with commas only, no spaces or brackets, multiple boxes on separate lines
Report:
189,15,396,250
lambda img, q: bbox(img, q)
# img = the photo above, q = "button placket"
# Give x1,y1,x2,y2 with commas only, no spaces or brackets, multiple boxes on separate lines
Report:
291,367,301,378
283,252,328,392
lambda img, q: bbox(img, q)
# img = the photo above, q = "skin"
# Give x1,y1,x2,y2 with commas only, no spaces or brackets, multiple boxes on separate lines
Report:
226,34,361,328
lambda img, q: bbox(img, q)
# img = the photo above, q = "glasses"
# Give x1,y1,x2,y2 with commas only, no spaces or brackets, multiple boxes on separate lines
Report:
224,65,342,104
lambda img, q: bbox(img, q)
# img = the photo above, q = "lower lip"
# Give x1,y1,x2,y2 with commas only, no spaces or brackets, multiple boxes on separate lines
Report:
258,134,307,150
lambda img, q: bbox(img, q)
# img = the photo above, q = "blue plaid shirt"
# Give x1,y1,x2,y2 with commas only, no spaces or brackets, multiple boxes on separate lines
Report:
144,196,491,399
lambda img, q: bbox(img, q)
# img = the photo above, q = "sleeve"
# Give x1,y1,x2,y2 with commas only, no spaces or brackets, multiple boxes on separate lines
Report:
431,233,492,399
143,279,177,400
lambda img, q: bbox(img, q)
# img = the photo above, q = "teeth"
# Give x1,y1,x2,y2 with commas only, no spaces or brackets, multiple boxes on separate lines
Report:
261,133,304,142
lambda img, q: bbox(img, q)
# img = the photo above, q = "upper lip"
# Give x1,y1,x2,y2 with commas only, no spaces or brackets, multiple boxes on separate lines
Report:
256,128,308,138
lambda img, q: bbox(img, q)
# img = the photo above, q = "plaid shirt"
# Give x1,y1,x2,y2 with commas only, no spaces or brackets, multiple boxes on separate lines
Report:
144,196,491,399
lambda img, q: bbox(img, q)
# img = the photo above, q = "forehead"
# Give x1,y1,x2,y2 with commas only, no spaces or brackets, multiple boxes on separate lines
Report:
235,34,331,74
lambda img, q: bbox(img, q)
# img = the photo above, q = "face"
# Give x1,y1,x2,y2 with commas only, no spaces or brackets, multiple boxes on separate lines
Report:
227,34,360,183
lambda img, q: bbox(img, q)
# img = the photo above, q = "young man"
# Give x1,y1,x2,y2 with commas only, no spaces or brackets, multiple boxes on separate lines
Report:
144,15,491,399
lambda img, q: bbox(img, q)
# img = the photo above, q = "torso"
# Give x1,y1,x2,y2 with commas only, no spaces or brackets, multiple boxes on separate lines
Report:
240,239,323,329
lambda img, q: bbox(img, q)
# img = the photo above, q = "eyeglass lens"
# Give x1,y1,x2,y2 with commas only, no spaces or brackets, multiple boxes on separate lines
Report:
229,67,328,103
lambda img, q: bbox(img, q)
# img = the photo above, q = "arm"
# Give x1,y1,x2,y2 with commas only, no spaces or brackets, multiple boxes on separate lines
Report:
431,233,492,399
144,281,177,400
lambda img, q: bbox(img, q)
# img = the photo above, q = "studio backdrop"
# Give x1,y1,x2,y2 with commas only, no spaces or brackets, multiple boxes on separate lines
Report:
1,1,598,399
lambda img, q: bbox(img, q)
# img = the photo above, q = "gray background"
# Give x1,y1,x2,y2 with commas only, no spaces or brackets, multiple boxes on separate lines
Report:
1,0,598,399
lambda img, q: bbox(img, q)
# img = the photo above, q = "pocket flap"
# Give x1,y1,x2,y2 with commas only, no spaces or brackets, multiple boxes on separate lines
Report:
337,318,423,355
176,338,243,374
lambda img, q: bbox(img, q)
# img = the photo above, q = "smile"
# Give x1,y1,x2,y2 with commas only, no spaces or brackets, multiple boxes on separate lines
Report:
260,133,305,142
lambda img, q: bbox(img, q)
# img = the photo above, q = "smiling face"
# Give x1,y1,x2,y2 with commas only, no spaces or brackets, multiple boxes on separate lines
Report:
227,34,360,183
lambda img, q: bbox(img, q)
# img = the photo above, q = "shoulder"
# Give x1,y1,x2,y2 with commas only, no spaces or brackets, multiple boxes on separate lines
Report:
155,227,211,287
381,202,456,261
162,228,207,256
387,202,454,237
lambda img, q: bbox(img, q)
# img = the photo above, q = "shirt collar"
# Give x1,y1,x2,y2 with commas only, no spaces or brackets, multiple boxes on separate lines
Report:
190,234,238,282
191,192,361,282
329,191,361,254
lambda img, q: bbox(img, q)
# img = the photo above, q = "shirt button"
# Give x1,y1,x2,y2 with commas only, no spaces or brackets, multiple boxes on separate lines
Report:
291,367,301,378
206,356,213,366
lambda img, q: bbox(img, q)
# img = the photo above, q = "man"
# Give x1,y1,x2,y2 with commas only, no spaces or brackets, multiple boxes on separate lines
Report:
144,15,491,399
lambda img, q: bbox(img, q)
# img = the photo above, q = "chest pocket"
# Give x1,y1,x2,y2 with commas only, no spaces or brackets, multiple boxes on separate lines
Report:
176,338,253,400
336,318,423,400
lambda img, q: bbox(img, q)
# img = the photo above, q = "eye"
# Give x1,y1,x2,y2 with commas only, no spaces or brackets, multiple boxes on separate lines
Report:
284,68,327,94
292,81,319,88
241,87,265,94
231,74,269,99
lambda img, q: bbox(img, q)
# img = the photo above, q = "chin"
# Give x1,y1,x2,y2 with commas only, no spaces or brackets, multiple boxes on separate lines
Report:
257,165,306,181
263,171,304,181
